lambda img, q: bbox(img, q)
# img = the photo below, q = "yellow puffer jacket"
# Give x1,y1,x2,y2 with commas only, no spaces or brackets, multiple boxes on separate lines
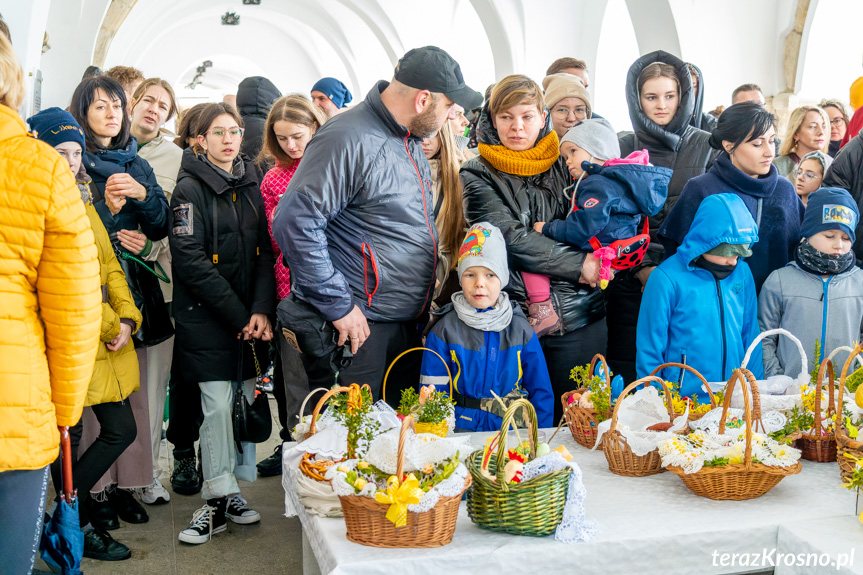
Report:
0,104,101,472
83,200,142,405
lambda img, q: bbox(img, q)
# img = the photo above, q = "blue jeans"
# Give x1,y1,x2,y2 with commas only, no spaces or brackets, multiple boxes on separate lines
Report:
0,466,49,574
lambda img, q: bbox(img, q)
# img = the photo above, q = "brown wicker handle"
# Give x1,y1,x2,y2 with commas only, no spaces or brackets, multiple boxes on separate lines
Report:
382,347,453,403
648,362,715,407
395,414,417,480
307,383,372,436
838,342,863,440
718,368,756,470
589,354,611,388
493,398,538,493
813,359,837,436
608,376,673,433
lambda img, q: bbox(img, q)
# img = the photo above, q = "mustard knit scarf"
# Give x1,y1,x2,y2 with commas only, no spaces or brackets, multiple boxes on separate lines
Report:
478,130,560,177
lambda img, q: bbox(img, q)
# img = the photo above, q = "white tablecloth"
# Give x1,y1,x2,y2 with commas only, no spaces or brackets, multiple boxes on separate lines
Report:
283,429,856,575
775,516,863,575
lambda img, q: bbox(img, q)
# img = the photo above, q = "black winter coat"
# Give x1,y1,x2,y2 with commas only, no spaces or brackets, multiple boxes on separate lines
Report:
618,50,720,267
688,63,717,132
85,138,171,241
823,134,863,263
237,76,281,163
169,149,277,382
460,104,605,334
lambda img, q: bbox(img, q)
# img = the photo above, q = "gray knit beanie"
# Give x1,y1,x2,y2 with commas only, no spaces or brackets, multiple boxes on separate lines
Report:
457,222,510,287
560,118,620,163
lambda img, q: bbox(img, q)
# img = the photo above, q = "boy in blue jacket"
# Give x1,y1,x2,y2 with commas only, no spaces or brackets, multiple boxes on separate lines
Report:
636,194,763,399
420,223,554,432
528,118,671,336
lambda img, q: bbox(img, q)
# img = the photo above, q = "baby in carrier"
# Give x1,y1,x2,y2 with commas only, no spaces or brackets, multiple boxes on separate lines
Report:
528,118,672,335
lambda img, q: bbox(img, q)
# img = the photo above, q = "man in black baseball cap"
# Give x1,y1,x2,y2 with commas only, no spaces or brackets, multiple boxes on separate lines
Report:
273,46,480,402
394,46,483,111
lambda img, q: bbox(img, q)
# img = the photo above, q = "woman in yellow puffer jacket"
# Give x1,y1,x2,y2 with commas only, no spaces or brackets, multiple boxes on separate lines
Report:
0,36,101,574
29,105,144,562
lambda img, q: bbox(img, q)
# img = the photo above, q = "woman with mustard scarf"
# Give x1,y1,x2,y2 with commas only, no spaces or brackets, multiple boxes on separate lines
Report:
460,74,607,424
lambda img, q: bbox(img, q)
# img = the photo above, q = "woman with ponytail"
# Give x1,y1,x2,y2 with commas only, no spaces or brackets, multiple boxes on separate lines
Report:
659,102,804,292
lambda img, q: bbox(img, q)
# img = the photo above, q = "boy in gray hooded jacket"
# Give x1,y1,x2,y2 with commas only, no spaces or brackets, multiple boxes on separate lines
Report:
759,188,863,377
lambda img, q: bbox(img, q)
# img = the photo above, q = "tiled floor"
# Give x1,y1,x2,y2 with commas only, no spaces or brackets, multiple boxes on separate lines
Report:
35,397,303,575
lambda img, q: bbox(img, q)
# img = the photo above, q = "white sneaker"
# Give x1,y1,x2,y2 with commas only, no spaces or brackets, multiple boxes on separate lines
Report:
225,494,261,525
179,504,226,545
141,478,171,505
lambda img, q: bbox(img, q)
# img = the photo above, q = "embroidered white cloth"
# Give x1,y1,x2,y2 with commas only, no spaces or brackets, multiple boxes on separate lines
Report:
592,386,689,456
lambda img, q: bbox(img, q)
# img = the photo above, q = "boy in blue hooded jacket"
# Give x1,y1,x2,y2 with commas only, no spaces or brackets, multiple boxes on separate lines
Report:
420,223,554,432
636,194,763,399
528,118,671,336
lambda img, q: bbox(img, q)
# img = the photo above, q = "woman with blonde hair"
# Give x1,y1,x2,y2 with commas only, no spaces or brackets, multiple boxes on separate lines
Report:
774,105,829,182
420,119,466,305
254,94,324,476
0,33,101,570
819,99,850,158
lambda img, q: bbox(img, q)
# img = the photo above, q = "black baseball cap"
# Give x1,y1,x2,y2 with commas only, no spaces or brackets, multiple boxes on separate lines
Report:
394,46,483,110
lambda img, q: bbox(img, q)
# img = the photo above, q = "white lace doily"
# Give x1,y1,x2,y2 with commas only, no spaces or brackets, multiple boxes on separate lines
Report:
659,429,801,474
592,386,689,455
688,406,786,435
364,430,472,475
521,452,598,543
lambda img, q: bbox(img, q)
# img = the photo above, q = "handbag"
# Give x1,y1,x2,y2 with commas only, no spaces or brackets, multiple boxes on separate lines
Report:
114,246,174,348
233,340,272,453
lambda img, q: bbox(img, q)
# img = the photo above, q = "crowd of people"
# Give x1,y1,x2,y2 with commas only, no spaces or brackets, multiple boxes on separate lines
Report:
4,12,863,572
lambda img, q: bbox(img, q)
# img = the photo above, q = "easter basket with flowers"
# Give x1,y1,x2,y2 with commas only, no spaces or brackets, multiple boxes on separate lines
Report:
467,399,597,542
837,342,863,480
385,348,456,438
327,415,472,548
561,354,613,449
659,368,802,500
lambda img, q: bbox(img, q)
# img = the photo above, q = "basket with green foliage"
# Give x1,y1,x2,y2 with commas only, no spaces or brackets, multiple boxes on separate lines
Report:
561,354,613,449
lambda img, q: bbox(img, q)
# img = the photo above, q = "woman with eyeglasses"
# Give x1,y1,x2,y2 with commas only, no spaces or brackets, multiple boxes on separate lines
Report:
604,51,719,382
774,106,830,183
169,102,276,545
819,99,850,158
794,151,833,206
542,72,591,139
659,102,804,292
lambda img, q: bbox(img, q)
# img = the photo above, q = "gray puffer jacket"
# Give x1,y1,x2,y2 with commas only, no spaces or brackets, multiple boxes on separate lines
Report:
758,261,863,378
273,81,437,323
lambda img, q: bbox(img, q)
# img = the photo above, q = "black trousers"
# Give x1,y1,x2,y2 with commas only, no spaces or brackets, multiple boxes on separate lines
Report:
540,317,608,424
273,332,311,441
166,373,203,459
604,269,643,384
50,400,137,526
302,320,423,409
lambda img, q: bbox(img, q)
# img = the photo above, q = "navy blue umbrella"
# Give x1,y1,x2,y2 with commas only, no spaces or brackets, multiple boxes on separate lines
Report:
40,426,83,575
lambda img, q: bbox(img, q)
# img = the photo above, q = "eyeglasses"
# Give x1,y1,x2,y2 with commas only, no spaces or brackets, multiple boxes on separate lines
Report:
830,117,846,127
552,106,589,120
793,168,821,182
207,128,244,138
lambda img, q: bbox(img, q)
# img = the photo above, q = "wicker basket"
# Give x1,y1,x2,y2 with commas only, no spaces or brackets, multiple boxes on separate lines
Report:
382,347,453,438
562,353,612,449
795,359,838,462
837,343,863,480
602,376,684,477
666,368,802,501
648,362,716,422
298,384,372,481
467,399,571,536
339,415,471,548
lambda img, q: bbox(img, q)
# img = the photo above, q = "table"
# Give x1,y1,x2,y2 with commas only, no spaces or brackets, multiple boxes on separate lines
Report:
775,516,863,575
283,429,858,575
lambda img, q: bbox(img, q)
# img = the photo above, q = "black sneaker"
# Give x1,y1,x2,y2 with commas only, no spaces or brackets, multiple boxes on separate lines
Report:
171,456,202,495
256,444,283,477
178,500,227,545
88,493,119,531
225,494,261,524
107,487,149,524
83,528,131,561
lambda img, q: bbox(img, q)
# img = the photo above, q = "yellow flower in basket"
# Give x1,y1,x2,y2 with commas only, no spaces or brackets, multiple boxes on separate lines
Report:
728,443,745,465
374,474,424,527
